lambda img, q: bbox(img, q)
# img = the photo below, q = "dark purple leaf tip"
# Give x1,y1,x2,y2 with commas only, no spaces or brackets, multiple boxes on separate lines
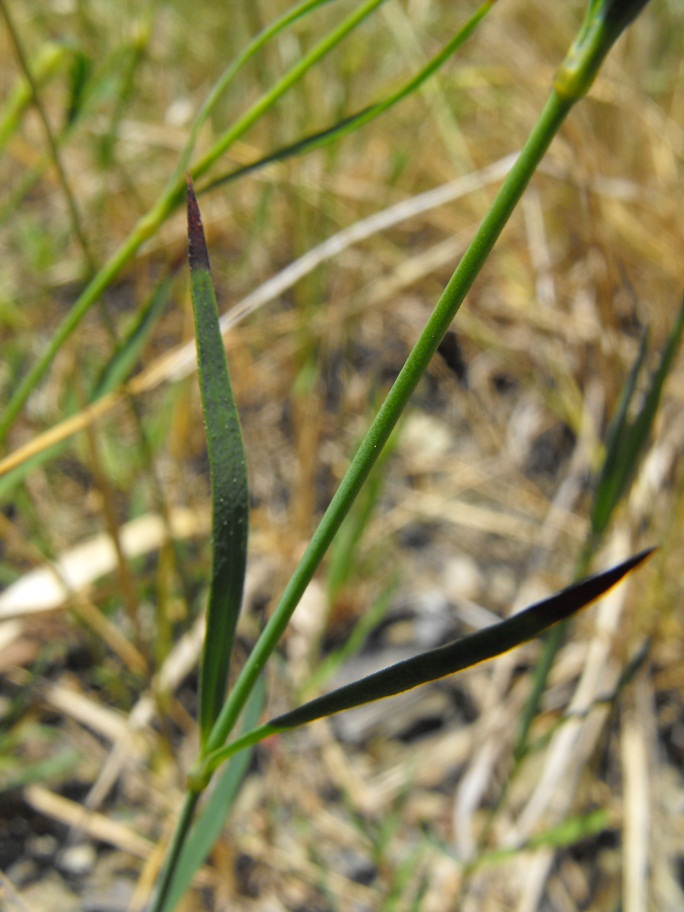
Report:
186,175,211,272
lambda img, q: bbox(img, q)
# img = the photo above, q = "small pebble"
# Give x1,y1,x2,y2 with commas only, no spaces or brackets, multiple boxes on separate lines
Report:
59,843,96,876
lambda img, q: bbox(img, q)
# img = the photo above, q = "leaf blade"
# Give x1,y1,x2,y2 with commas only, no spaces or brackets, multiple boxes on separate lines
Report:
187,178,249,746
269,548,653,728
199,549,653,780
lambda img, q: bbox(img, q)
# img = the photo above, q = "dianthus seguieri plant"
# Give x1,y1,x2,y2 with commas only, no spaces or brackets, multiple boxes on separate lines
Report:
150,1,662,909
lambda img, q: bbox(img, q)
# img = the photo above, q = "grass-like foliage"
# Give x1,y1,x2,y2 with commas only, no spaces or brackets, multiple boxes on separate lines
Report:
186,180,249,746
2,0,681,909
149,3,661,907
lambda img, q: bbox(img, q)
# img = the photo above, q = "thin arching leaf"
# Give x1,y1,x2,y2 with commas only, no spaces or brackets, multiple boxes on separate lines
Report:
196,548,652,782
0,276,172,503
269,548,653,728
199,0,496,196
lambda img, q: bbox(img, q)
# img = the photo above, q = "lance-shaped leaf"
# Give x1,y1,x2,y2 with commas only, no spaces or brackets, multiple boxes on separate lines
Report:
187,178,249,746
194,548,652,784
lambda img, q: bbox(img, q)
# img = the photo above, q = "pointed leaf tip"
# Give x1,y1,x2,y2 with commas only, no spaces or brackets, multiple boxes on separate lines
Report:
186,176,210,273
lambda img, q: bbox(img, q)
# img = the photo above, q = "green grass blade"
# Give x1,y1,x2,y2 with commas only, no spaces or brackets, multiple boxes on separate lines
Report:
0,0,381,444
592,292,684,537
190,0,386,185
157,677,266,912
196,549,652,782
616,290,684,479
0,277,172,503
0,41,70,151
267,548,653,727
187,179,249,746
199,0,496,195
92,277,173,400
591,328,649,537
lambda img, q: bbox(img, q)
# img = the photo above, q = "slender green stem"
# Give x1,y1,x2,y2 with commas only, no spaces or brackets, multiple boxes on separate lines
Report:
0,0,380,445
0,0,94,271
149,790,201,912
200,0,496,194
191,0,386,184
163,0,340,194
203,86,576,758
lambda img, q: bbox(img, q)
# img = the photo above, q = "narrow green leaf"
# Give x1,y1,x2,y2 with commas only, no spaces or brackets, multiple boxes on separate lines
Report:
591,328,649,536
592,292,684,537
199,0,496,196
187,178,249,746
0,41,70,151
158,677,266,912
0,277,172,504
621,290,684,472
198,549,652,781
92,277,173,400
270,548,652,728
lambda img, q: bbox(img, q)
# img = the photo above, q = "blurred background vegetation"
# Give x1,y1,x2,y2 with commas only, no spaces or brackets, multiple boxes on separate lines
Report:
0,1,682,910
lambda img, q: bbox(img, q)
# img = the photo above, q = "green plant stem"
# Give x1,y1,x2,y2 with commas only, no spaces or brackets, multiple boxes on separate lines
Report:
200,0,496,194
0,0,95,271
0,0,381,445
190,0,386,184
150,791,201,912
0,215,161,442
202,85,577,759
